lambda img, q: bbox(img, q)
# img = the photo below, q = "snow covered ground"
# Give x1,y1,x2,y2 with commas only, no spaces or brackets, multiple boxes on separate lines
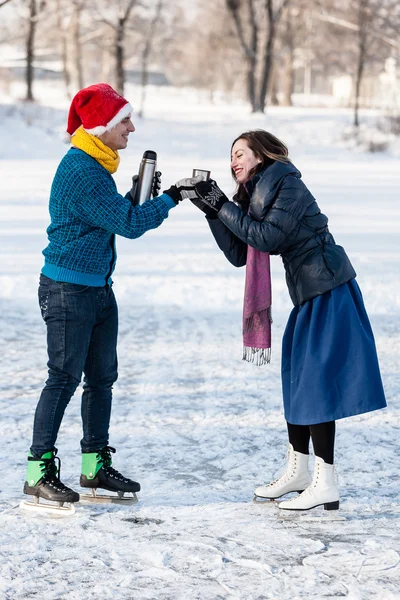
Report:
0,84,399,599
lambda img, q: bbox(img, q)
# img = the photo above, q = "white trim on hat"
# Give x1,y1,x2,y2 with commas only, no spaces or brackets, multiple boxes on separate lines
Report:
84,102,133,136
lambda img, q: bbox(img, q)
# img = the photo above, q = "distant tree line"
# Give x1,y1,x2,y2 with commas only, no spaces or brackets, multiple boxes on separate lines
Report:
0,0,399,126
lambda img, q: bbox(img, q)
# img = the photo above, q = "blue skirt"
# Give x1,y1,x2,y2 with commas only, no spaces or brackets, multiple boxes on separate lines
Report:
282,279,387,425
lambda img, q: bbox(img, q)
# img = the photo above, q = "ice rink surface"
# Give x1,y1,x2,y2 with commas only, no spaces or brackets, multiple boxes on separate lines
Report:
0,85,399,599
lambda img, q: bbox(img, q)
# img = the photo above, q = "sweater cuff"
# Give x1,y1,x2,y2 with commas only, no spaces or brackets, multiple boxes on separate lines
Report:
158,193,177,211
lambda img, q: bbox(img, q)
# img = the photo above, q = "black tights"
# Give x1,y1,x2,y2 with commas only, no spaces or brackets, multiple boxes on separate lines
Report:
287,421,335,464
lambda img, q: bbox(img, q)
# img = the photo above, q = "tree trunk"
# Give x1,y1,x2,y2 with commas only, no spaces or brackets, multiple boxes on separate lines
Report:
26,0,37,101
256,0,275,113
56,0,71,99
269,65,279,105
281,50,294,106
354,0,367,127
101,45,112,82
226,0,258,112
114,1,136,96
115,18,125,95
138,0,163,118
354,41,365,127
247,58,257,111
247,0,258,112
70,2,83,91
138,54,148,118
256,0,291,112
281,8,294,106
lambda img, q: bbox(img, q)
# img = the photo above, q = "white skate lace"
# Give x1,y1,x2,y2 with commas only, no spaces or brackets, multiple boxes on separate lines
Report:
265,449,296,488
283,461,338,504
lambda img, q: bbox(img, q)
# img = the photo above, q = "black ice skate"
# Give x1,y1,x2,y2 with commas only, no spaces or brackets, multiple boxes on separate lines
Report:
21,449,79,516
79,446,140,505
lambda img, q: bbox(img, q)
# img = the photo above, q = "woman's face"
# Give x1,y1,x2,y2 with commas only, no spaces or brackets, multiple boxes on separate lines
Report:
230,138,261,184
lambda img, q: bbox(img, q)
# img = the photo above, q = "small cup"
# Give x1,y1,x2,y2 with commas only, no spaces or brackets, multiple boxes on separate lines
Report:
192,169,211,181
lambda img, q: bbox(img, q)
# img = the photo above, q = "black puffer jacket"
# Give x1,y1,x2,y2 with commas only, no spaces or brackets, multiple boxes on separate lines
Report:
208,161,356,306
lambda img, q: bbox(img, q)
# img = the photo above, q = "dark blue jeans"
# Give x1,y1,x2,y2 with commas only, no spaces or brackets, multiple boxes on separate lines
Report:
31,274,118,456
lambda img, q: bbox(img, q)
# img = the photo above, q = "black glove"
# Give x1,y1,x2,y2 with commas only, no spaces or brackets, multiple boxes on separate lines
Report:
190,179,229,214
152,170,162,198
129,171,162,205
129,174,140,204
189,196,219,219
163,176,204,205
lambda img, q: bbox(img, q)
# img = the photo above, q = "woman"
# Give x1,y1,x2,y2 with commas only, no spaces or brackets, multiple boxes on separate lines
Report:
181,130,386,512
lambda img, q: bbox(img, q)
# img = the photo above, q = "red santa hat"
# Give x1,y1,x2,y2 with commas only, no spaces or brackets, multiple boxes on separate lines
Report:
66,83,133,137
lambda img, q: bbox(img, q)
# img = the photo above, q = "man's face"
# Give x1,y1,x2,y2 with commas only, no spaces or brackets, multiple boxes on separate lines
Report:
98,116,135,151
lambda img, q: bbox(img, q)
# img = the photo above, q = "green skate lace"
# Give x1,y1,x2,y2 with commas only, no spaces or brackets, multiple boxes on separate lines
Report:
98,446,131,483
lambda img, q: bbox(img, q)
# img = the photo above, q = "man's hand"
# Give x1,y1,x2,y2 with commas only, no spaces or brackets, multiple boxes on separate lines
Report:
129,171,163,205
152,171,162,198
129,174,139,204
163,175,204,205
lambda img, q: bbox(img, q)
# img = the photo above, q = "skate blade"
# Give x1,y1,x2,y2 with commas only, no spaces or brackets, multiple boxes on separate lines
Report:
79,493,138,505
253,495,277,504
20,498,76,517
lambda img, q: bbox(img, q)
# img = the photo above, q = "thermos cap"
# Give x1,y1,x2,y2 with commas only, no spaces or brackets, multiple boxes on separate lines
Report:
143,150,157,160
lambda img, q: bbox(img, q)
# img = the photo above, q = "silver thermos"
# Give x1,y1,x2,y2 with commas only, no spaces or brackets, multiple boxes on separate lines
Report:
135,150,157,205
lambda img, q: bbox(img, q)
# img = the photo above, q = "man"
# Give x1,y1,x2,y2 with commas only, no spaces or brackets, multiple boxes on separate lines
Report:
23,83,183,509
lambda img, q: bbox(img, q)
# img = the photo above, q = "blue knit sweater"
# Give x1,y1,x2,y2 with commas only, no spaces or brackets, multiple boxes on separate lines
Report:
42,148,176,286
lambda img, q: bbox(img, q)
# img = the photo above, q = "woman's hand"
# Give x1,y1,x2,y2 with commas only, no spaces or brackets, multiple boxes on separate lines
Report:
190,180,229,215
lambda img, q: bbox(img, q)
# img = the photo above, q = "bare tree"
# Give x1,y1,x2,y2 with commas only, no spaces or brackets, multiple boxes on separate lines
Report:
226,0,259,111
279,6,295,106
26,0,38,101
255,0,291,111
68,1,85,92
317,0,400,124
116,1,136,94
352,0,399,126
353,0,370,126
55,0,71,98
0,0,14,8
97,0,136,95
138,0,163,117
162,0,242,101
226,0,291,112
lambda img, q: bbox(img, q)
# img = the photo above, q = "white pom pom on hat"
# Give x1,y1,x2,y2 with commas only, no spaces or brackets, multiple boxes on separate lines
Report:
66,83,133,139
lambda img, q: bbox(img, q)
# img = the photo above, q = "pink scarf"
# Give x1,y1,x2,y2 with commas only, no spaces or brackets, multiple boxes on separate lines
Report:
242,245,272,365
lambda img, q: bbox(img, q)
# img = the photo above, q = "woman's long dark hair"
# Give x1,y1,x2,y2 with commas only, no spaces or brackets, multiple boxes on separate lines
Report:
231,130,290,208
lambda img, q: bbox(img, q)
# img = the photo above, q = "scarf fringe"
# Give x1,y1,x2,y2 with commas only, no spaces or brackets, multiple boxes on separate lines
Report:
242,346,271,366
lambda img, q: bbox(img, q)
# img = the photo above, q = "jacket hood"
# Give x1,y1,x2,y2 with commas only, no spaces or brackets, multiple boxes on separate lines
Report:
249,161,301,222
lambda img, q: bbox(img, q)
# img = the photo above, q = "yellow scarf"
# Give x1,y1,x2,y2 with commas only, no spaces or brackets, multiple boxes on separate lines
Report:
71,127,120,174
